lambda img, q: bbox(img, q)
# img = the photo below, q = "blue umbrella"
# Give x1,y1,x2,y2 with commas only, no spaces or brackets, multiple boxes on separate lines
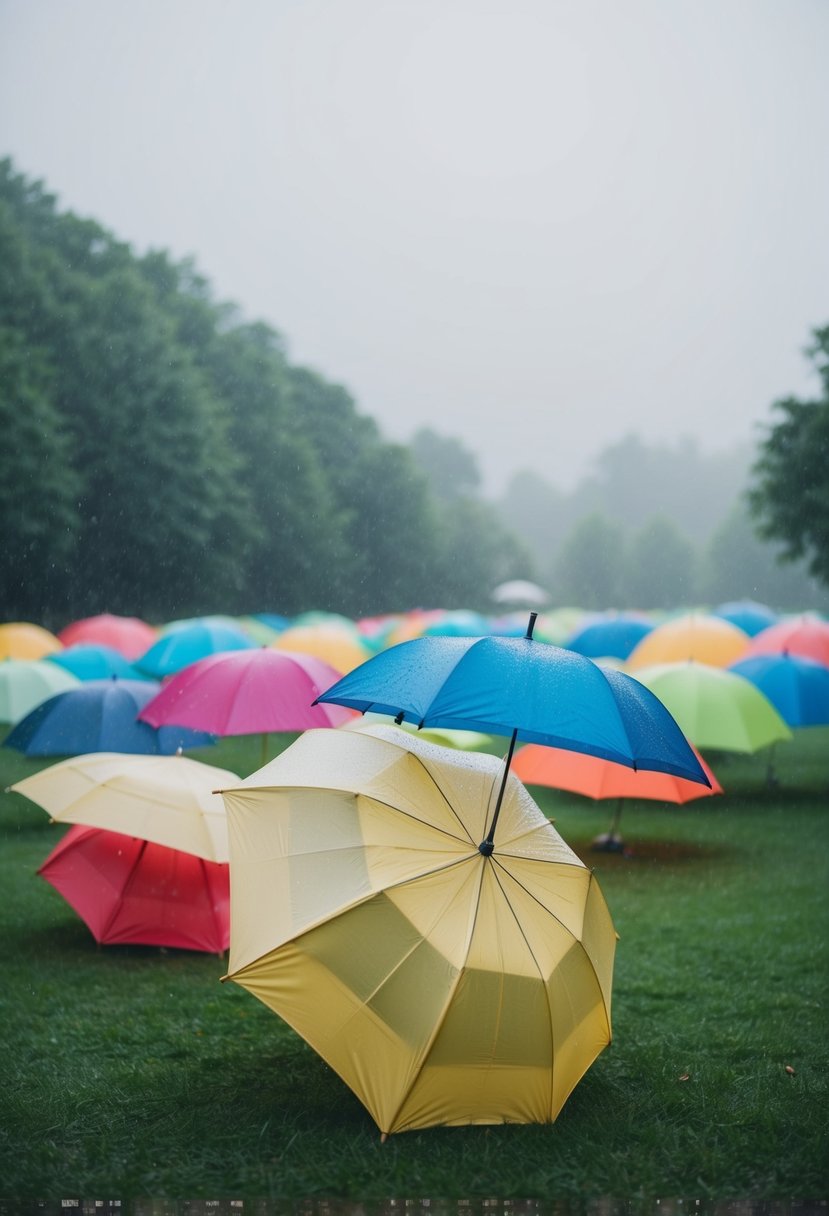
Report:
46,643,150,682
729,652,829,728
4,678,214,756
315,612,709,850
713,600,778,638
564,613,655,660
135,621,255,678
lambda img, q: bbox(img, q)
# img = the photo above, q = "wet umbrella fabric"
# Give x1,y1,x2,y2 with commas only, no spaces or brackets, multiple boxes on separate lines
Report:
4,679,214,756
0,622,62,661
221,724,617,1135
512,741,721,803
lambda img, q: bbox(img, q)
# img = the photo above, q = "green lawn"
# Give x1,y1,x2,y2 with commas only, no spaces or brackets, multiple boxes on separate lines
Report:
1,728,827,1206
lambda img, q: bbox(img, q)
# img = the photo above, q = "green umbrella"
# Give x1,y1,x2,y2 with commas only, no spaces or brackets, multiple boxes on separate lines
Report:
0,659,81,725
632,660,792,754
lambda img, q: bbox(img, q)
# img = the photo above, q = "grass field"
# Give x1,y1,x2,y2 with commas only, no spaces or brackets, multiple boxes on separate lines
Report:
1,726,827,1208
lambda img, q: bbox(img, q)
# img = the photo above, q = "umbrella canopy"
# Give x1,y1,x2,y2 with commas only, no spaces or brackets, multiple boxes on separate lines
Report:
11,751,238,861
136,621,256,678
4,678,214,756
138,648,354,736
221,725,617,1135
626,612,750,670
315,614,710,850
744,615,829,667
47,643,148,682
728,652,829,729
57,614,157,660
632,662,793,754
38,825,229,952
564,613,655,661
0,622,62,661
713,600,778,638
0,659,81,724
512,741,722,803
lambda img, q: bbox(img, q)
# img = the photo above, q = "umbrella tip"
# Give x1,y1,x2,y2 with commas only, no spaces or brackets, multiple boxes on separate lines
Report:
525,612,538,639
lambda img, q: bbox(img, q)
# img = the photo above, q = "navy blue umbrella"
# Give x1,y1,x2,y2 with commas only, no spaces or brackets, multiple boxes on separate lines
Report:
4,678,215,756
315,613,709,850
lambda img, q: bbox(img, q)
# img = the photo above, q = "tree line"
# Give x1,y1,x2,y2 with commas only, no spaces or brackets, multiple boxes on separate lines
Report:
2,156,827,626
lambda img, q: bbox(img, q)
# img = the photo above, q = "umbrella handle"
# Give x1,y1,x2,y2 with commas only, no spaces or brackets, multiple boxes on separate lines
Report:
480,728,518,854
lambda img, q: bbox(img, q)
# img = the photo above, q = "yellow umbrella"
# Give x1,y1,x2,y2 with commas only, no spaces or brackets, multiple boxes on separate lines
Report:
0,622,62,661
220,724,617,1137
626,612,750,670
11,751,238,861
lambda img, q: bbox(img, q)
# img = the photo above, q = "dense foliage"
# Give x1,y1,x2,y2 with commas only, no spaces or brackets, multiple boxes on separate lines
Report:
0,159,529,625
749,326,829,589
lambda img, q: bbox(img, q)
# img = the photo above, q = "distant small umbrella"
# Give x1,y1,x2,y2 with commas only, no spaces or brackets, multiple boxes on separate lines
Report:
713,600,778,638
136,621,255,678
744,615,829,668
0,660,81,725
57,614,156,660
0,622,62,661
47,643,148,682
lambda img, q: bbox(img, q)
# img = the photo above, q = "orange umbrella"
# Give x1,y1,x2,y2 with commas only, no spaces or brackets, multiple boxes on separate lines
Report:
0,622,62,661
626,612,750,670
512,741,721,853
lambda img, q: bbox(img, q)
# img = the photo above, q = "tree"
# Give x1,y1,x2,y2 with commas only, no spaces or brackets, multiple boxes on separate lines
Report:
409,427,481,501
701,499,829,612
621,515,698,610
749,326,829,589
552,513,626,609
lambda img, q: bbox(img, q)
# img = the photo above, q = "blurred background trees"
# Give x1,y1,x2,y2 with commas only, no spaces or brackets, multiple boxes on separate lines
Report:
2,158,827,625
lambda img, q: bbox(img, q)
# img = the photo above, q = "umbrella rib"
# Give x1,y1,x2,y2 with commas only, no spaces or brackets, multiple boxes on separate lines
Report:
486,859,558,1118
96,835,149,944
492,858,612,1022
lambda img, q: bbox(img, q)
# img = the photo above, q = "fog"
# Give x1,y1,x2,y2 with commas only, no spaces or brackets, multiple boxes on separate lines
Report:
2,0,827,493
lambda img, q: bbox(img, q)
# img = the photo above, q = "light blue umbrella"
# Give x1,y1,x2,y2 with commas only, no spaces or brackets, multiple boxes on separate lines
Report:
47,643,149,682
135,621,255,678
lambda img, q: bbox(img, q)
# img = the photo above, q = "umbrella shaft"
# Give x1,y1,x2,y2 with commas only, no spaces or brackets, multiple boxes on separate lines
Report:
483,728,518,849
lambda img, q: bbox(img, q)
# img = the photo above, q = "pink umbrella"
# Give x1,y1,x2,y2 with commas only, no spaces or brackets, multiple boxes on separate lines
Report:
138,648,356,763
745,614,829,667
58,614,157,660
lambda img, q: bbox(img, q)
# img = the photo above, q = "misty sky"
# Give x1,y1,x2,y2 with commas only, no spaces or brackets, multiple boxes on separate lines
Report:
2,0,828,494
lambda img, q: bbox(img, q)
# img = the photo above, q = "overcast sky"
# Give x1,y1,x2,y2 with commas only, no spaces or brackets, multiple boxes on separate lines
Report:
2,0,827,494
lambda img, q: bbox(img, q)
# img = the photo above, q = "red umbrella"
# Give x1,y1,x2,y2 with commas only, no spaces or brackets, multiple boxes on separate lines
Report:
58,614,157,660
38,824,229,953
512,741,721,853
744,614,829,667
